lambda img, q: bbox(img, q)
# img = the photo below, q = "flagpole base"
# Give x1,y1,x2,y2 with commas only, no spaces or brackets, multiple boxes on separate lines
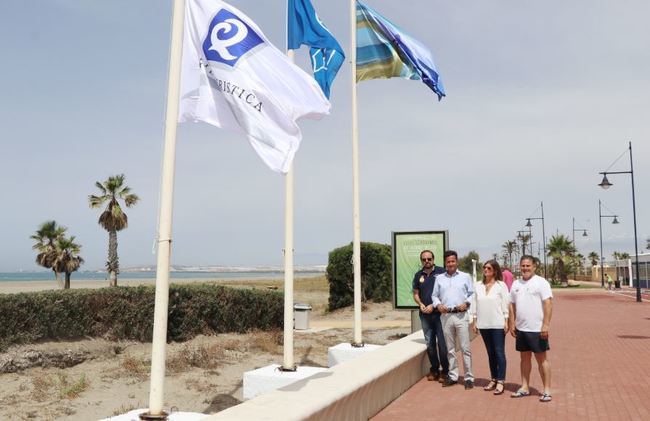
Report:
351,342,365,348
139,411,168,420
278,364,297,372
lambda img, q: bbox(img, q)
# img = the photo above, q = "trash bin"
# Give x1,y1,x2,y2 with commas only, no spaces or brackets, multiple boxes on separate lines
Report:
614,281,621,289
293,303,312,330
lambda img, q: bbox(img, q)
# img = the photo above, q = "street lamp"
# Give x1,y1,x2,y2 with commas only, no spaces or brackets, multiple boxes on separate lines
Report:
597,141,641,302
572,217,588,244
571,217,588,280
525,201,547,278
598,199,620,288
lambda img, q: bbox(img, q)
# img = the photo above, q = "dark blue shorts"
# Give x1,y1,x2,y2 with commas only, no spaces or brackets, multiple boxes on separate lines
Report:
515,330,550,353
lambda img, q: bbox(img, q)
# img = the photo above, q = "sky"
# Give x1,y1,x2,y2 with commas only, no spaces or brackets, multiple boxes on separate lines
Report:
1,0,649,272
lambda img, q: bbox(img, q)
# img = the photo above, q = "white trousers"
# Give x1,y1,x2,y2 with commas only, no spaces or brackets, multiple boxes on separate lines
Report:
441,312,473,382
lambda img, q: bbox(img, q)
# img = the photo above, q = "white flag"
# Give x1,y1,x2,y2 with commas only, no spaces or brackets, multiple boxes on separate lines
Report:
179,0,331,173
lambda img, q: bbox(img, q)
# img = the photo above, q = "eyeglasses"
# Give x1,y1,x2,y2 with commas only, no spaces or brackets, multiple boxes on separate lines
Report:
483,266,493,271
421,258,433,262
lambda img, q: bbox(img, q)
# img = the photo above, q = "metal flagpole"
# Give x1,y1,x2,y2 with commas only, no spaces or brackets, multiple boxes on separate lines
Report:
350,0,363,346
143,0,185,418
282,39,296,371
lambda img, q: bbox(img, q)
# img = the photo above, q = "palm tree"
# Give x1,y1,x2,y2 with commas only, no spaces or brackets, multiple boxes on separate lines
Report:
31,220,67,287
89,174,139,286
547,234,576,286
588,251,599,267
52,235,84,289
501,240,517,268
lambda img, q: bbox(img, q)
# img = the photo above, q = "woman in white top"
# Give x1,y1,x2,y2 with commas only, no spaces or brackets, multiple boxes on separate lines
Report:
470,259,510,395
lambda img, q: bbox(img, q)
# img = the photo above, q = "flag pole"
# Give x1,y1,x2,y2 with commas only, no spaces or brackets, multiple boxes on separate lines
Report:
350,0,363,347
281,30,296,370
142,0,185,418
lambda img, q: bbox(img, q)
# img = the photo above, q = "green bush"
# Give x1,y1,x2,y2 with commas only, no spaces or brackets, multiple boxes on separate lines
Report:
0,284,282,351
326,242,392,311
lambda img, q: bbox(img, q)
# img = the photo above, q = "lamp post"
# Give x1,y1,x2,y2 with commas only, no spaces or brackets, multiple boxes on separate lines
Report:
571,217,588,281
598,141,641,302
525,201,547,278
598,199,620,288
571,217,588,245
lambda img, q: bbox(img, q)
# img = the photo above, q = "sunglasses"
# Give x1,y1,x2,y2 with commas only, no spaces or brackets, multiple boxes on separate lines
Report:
483,266,493,271
421,257,433,262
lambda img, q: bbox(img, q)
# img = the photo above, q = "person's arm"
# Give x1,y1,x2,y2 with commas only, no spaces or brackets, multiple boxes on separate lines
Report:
509,302,516,337
413,290,427,312
540,298,552,340
431,279,445,312
470,282,478,333
456,275,474,311
500,283,510,332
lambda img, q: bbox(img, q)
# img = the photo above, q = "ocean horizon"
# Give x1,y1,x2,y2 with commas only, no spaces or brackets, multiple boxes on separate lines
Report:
0,269,325,282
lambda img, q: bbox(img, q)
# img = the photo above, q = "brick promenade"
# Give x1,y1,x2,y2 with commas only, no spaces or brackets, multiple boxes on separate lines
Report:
373,288,650,420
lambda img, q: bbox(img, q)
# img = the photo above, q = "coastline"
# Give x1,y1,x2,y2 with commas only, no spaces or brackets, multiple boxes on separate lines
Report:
0,275,323,295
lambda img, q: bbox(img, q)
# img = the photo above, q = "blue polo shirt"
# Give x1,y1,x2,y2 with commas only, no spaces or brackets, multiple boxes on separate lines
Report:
412,266,445,311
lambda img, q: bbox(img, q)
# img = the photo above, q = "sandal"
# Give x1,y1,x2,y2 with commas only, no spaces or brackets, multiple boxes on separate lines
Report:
493,381,505,395
484,380,497,391
511,389,530,398
539,393,552,402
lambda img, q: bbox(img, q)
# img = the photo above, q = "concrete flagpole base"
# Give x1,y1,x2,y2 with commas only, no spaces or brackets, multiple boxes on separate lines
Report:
242,364,328,400
327,343,383,367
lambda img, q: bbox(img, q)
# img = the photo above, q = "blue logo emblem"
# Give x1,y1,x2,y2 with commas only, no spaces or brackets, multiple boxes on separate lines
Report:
202,9,263,67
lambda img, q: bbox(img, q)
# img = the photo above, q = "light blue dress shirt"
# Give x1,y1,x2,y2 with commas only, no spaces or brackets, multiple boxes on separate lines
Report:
431,270,474,308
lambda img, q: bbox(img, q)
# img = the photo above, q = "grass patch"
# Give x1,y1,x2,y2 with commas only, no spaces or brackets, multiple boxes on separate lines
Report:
249,330,283,354
57,373,89,399
121,355,150,380
167,343,223,373
31,375,55,401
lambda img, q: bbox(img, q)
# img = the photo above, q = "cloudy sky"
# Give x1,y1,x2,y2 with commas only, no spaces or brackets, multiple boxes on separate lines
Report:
1,0,649,272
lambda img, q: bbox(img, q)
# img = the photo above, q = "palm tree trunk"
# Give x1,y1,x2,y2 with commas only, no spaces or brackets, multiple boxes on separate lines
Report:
53,269,63,288
559,259,568,286
64,272,71,289
107,229,119,287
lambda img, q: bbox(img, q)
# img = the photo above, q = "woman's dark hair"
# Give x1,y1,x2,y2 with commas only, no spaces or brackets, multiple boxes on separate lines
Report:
482,259,503,282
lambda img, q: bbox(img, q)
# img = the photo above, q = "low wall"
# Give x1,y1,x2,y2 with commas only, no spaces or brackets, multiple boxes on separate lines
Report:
206,331,428,420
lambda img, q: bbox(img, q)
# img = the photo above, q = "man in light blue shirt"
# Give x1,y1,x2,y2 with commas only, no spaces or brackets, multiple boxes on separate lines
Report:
431,250,475,389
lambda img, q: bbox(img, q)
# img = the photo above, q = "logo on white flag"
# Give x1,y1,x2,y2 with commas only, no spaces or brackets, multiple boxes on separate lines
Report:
202,9,263,66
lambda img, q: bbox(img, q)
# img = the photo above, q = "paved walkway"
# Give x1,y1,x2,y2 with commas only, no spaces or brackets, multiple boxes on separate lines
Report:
373,288,650,420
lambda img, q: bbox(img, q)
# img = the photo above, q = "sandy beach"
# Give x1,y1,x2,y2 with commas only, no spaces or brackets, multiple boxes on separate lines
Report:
0,276,411,420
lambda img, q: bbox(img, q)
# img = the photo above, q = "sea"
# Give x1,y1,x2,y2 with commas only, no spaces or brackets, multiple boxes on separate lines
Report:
0,269,325,283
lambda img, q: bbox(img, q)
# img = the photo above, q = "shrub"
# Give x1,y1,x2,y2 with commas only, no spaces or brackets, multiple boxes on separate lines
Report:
326,242,392,311
0,284,283,351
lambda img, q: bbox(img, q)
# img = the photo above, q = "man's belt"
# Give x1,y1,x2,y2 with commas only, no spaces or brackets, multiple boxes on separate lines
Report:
448,306,467,313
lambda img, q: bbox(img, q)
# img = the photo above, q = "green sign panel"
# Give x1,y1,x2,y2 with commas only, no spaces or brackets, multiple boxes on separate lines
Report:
392,231,447,309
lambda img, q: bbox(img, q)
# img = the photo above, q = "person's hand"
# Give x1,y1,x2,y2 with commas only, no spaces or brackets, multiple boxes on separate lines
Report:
424,304,434,314
540,325,550,340
471,321,478,334
457,303,467,312
419,303,426,312
503,321,509,334
510,327,517,338
437,304,447,313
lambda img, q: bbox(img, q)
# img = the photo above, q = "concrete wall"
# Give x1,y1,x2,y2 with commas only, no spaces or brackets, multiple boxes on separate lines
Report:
206,331,428,421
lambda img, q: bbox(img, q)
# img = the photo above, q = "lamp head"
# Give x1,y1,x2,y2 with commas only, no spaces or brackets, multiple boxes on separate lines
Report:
525,219,532,227
599,174,613,189
612,216,620,224
582,230,588,237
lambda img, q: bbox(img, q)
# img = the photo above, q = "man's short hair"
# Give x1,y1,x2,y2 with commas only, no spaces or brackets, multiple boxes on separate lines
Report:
520,255,536,265
420,250,434,259
443,250,458,260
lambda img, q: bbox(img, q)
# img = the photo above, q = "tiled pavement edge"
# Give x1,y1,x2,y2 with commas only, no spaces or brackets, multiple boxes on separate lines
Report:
373,288,650,420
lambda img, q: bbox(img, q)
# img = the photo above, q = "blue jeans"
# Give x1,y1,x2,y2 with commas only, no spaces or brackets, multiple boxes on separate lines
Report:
420,312,449,375
479,328,507,381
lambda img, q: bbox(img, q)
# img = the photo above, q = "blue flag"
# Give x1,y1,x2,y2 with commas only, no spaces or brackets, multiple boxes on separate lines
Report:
356,0,445,100
288,0,345,99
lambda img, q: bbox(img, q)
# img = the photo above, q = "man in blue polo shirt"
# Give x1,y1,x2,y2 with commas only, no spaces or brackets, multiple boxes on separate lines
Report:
413,250,448,382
